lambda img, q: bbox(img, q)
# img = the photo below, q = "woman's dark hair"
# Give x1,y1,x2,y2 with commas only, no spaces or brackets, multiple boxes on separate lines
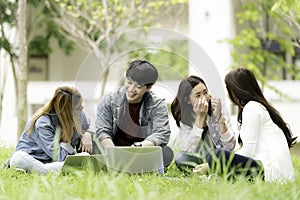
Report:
225,67,297,148
171,75,207,127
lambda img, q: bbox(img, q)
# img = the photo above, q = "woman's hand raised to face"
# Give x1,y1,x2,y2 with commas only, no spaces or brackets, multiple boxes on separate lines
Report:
211,97,222,119
193,97,209,116
194,97,209,128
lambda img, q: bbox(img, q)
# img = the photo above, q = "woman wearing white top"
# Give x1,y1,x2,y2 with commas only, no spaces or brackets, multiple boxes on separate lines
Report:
193,67,297,182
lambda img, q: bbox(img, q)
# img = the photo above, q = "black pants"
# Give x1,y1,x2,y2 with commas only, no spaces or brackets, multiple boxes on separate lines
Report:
174,151,206,172
175,149,264,180
206,149,264,180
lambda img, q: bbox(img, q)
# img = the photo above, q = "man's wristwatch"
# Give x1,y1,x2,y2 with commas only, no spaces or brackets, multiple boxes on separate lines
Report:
133,142,142,147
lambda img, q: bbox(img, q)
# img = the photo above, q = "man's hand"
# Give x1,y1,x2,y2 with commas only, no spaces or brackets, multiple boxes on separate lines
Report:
131,140,155,147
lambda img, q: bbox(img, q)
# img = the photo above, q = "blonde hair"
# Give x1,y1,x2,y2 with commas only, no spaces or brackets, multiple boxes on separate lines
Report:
27,86,83,143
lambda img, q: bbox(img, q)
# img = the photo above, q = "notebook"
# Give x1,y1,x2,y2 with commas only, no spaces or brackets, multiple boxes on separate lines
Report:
61,154,107,173
105,146,164,174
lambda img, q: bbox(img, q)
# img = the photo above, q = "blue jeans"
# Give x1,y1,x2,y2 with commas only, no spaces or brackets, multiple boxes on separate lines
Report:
9,151,64,174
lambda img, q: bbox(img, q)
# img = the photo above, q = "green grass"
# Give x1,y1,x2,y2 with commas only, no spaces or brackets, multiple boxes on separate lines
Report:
0,147,299,200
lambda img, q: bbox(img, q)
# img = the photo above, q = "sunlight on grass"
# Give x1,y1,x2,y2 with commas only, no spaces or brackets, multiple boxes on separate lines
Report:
0,147,299,200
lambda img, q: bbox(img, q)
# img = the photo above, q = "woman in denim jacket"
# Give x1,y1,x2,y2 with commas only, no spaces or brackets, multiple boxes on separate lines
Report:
7,86,93,174
171,75,236,172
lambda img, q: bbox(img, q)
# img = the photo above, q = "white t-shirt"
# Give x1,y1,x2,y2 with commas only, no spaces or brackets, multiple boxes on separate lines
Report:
236,101,294,182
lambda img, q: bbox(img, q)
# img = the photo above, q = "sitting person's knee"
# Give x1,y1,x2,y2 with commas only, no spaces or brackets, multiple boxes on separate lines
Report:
174,151,202,171
9,151,28,167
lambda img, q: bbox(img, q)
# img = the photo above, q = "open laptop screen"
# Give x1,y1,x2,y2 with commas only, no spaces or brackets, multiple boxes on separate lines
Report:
105,146,164,174
61,154,106,173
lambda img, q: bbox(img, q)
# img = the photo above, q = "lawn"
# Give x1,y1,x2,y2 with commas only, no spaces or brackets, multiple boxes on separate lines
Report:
0,147,299,200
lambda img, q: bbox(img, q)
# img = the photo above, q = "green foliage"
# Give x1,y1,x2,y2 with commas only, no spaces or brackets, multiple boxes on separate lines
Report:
0,0,74,56
128,39,189,80
0,0,17,56
28,36,52,55
27,1,74,56
45,0,188,60
0,1,16,26
0,147,300,200
226,0,299,88
272,0,300,54
272,0,300,13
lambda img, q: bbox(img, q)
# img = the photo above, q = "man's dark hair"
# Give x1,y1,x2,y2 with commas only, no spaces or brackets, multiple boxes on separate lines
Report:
126,60,158,87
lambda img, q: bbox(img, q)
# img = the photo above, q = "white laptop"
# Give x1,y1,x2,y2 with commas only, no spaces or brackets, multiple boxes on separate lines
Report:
61,154,107,173
105,146,164,174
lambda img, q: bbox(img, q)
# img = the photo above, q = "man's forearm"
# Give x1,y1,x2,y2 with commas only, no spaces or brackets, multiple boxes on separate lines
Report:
100,138,115,148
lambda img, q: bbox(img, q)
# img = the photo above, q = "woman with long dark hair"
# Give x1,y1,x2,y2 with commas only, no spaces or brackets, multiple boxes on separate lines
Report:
194,67,297,182
171,75,236,171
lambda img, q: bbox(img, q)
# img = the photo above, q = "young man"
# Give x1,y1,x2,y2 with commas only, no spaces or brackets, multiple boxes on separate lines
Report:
95,60,173,167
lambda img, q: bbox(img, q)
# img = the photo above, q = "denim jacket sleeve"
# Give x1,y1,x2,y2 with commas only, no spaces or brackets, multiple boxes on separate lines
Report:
95,93,114,142
34,116,74,162
80,111,92,133
208,105,236,150
144,97,171,147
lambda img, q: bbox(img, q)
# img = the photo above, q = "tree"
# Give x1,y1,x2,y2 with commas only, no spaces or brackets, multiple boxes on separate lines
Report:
17,0,28,136
128,39,189,80
27,0,75,56
227,0,299,92
1,0,77,137
0,0,18,125
44,0,188,95
1,0,188,139
272,0,300,48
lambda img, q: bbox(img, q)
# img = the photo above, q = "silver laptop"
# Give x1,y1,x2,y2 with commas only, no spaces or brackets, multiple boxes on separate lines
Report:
105,146,164,174
61,154,107,173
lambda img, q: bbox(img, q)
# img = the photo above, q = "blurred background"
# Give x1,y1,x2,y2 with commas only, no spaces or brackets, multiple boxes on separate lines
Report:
1,0,299,152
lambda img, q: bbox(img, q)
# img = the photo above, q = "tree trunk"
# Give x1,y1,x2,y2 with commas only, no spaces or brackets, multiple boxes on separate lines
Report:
17,0,28,137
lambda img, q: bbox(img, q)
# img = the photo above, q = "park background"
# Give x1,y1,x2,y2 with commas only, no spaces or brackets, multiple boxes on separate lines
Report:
1,1,300,151
1,1,300,200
